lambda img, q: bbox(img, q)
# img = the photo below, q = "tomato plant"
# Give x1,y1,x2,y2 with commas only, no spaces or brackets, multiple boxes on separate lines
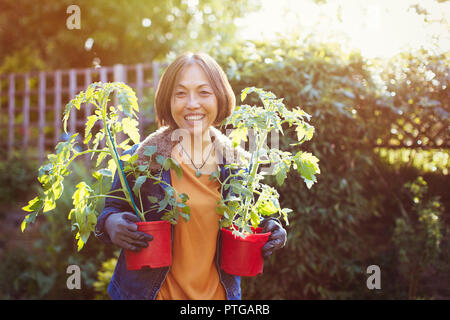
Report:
216,87,321,237
21,82,189,250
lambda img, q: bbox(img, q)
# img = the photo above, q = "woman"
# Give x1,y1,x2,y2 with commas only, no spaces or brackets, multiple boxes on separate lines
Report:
95,52,287,300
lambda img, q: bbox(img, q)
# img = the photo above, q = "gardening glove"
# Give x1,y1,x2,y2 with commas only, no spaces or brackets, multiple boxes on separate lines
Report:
104,212,153,252
260,218,287,259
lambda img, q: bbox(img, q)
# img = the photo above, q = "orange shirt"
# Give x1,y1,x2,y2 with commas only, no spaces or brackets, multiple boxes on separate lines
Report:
155,153,226,300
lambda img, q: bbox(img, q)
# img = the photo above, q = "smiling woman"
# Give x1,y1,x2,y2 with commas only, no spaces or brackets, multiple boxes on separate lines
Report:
154,52,236,169
155,52,235,130
170,64,219,140
95,52,289,300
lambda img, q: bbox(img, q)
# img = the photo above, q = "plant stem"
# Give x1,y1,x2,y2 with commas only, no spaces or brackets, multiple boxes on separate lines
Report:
242,128,268,224
63,149,108,171
102,105,145,221
88,195,128,202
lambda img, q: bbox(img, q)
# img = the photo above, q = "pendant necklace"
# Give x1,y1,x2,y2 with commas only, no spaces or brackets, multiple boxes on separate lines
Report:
177,141,214,177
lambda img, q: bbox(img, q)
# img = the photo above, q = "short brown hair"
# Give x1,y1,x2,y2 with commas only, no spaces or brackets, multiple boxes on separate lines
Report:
154,52,235,128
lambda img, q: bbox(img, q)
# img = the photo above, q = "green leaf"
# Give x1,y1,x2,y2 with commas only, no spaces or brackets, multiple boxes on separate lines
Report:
179,210,190,222
121,118,140,144
258,200,278,216
158,198,169,213
118,86,139,115
293,152,321,188
168,158,182,179
22,196,44,213
275,165,288,186
156,155,165,166
250,209,261,227
107,159,116,182
181,205,190,215
84,132,92,145
295,126,306,141
304,123,315,140
85,84,96,102
85,114,98,139
281,208,293,223
51,177,64,200
96,151,109,167
76,234,86,251
229,127,248,148
120,154,132,162
241,87,250,102
43,192,56,212
133,176,147,195
68,208,75,221
72,182,90,206
209,170,220,182
97,169,112,177
162,158,172,171
179,193,189,203
138,164,149,171
21,213,37,232
143,145,157,158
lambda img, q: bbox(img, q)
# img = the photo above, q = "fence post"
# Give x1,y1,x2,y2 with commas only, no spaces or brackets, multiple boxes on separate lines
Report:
69,69,77,135
152,62,159,92
38,72,46,164
8,74,15,159
84,69,92,117
99,68,108,149
99,67,107,83
113,64,126,107
114,64,126,146
54,70,62,146
135,63,144,135
84,69,92,167
23,73,30,153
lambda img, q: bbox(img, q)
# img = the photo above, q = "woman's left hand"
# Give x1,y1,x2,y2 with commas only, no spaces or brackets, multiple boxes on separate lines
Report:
260,218,287,258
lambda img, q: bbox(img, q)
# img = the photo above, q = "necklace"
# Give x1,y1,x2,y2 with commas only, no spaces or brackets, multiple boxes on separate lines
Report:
177,141,214,177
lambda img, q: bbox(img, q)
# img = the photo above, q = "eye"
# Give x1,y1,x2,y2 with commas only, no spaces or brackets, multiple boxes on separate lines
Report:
175,91,186,97
200,91,212,95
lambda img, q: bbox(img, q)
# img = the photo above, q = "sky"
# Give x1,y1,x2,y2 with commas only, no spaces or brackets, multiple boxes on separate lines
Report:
236,0,450,59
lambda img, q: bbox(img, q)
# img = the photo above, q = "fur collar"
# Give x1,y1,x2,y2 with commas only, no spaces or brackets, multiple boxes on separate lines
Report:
134,126,250,171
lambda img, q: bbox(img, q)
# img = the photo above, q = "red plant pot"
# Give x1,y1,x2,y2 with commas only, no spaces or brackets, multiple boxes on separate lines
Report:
125,220,172,271
220,227,271,277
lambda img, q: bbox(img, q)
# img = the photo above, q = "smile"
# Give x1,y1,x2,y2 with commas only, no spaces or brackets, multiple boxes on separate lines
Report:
184,114,205,121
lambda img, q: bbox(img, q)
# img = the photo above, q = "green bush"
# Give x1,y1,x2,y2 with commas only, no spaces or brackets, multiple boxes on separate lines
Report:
5,35,448,300
1,160,115,299
0,154,39,206
393,176,445,299
211,37,449,299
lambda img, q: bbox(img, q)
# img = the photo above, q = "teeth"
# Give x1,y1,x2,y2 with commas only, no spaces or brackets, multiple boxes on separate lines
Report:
185,115,205,121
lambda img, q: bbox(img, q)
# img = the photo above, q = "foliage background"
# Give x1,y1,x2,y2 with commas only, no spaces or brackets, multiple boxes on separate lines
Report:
0,0,448,299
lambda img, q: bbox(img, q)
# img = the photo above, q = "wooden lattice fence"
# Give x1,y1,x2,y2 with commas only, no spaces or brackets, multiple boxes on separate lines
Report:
0,62,167,163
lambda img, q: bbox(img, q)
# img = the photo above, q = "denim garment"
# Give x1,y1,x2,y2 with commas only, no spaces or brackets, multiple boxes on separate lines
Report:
95,144,241,300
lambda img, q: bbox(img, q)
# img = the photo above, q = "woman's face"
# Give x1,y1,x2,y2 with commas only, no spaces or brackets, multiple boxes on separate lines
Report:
170,63,218,137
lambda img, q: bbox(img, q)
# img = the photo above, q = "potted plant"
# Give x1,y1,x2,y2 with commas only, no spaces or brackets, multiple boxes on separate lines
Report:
21,82,190,270
215,87,321,276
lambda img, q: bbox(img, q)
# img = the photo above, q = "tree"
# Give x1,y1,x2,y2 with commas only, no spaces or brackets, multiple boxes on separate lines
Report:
0,0,261,72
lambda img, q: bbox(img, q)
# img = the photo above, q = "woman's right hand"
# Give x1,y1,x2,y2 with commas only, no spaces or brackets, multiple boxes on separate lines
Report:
104,212,153,252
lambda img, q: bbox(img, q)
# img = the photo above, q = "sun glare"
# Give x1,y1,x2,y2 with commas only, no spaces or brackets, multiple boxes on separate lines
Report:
238,0,450,59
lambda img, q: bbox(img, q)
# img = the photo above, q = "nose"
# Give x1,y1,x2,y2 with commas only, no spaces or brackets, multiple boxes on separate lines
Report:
186,92,200,109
